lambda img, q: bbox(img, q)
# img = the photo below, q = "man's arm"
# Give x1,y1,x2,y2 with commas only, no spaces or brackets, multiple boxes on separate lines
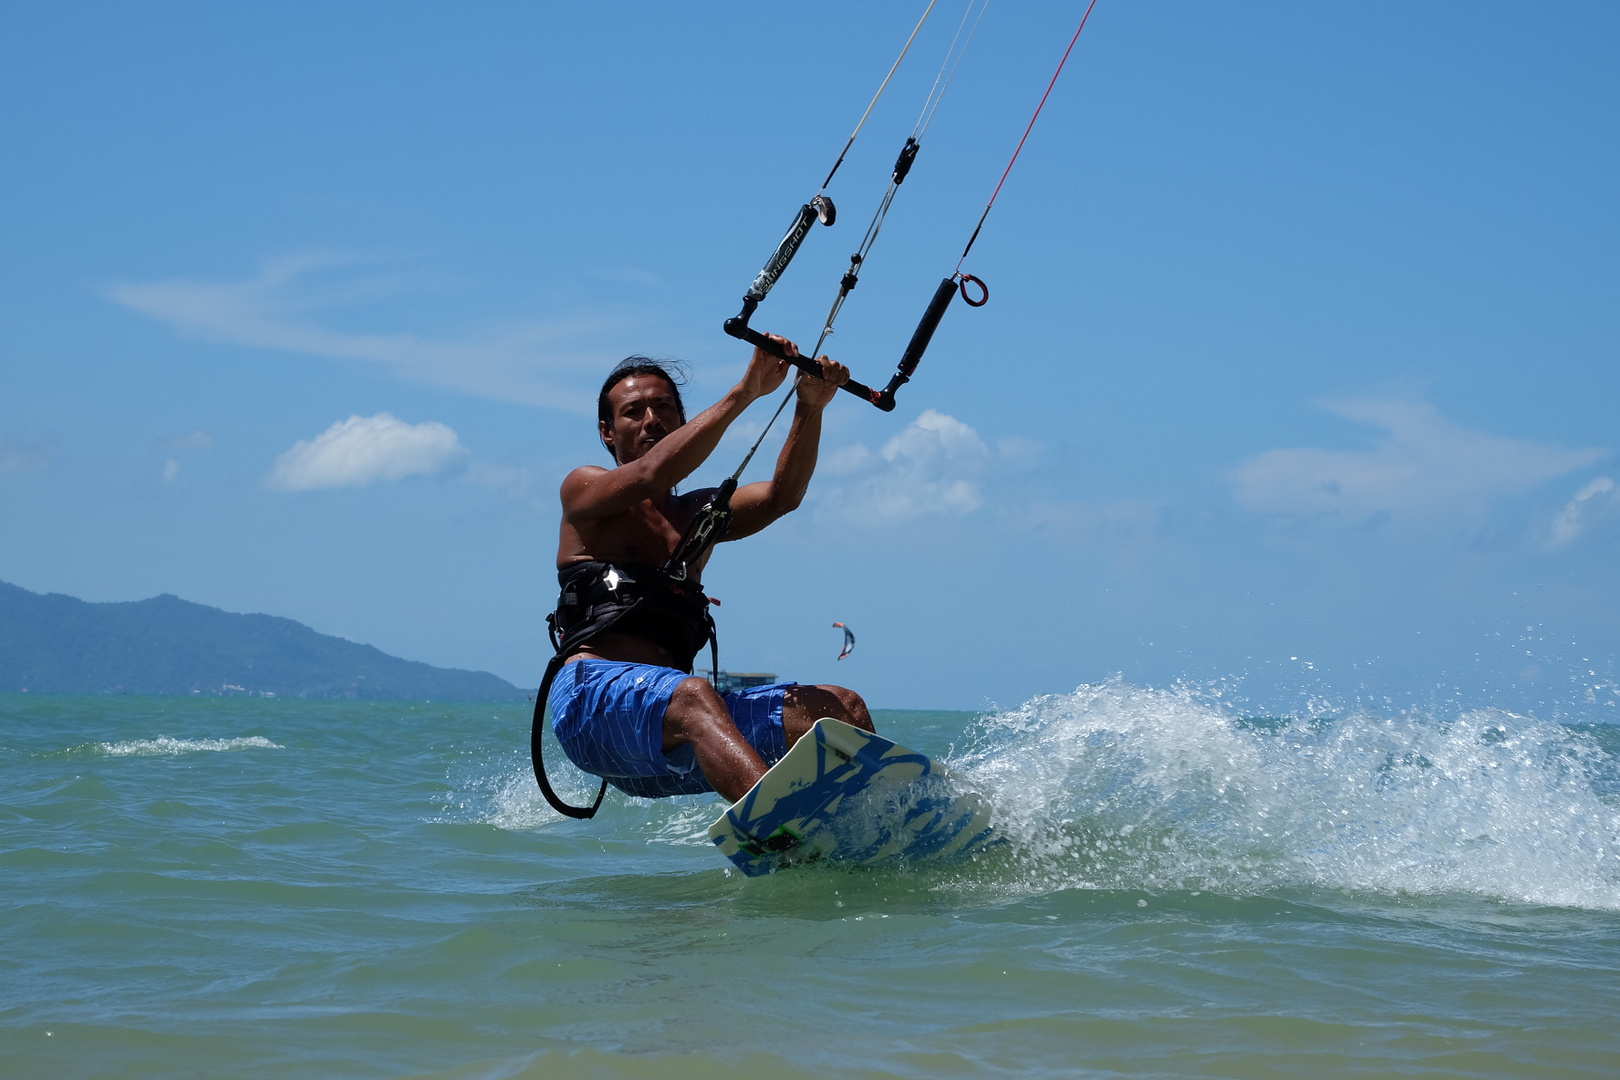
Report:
725,356,850,541
563,343,793,524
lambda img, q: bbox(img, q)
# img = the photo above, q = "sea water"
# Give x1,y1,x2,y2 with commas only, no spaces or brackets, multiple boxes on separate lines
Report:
4,686,1620,1078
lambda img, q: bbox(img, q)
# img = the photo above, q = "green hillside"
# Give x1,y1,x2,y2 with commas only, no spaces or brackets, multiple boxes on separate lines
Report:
0,580,526,701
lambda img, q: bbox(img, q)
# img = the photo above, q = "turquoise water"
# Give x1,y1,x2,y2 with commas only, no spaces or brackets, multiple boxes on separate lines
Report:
5,686,1620,1078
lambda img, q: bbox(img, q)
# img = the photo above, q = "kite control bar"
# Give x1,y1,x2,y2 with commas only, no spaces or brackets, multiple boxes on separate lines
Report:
723,271,984,413
725,195,888,404
723,298,881,406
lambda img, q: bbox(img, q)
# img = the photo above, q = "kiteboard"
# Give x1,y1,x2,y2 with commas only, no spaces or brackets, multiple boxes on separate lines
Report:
708,717,995,877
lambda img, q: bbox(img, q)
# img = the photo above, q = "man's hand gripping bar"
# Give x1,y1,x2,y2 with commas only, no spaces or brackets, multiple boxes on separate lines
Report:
723,272,984,413
723,299,881,406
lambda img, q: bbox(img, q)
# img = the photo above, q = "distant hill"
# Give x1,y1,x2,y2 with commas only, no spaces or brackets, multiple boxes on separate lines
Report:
0,579,526,701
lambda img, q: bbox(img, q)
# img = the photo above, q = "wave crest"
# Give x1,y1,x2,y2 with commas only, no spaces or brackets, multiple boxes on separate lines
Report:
95,735,282,757
956,678,1620,909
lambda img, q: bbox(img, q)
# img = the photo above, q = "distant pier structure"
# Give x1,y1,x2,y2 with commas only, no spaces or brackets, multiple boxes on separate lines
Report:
699,670,778,694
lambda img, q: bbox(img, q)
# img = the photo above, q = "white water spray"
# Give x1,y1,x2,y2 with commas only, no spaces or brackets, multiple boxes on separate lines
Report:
955,678,1620,909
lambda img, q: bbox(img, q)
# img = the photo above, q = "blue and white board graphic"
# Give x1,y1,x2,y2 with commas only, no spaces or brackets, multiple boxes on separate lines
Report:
709,717,995,876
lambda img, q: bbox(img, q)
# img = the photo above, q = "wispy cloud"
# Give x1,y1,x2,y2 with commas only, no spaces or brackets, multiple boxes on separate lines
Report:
154,429,216,452
152,429,214,483
1544,476,1617,551
1232,399,1606,522
266,413,469,492
813,412,1156,551
464,461,546,502
818,410,993,525
108,255,606,413
0,434,55,476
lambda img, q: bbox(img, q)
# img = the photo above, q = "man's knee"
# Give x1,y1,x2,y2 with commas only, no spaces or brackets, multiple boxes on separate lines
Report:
827,684,874,731
794,683,874,732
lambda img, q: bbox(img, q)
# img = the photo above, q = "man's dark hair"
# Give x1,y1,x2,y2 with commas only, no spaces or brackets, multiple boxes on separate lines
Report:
597,356,688,459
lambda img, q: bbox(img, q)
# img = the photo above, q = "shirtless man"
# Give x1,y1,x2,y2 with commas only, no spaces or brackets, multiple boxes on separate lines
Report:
541,337,873,806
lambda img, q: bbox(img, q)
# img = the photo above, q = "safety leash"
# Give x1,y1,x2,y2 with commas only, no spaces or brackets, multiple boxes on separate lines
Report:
955,0,1100,276
802,0,990,368
865,0,1103,411
735,0,940,318
696,1,1103,595
726,2,1101,414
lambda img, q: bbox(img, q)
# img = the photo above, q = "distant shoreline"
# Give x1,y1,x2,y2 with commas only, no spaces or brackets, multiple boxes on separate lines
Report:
0,578,527,702
0,690,986,716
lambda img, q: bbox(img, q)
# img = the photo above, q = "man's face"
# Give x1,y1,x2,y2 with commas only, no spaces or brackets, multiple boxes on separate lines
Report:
602,374,684,464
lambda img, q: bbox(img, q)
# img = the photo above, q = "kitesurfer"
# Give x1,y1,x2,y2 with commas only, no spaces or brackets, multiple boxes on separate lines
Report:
546,338,874,804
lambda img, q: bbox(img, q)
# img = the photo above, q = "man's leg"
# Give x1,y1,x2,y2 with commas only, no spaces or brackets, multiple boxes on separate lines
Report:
662,679,875,801
662,675,770,802
782,684,873,748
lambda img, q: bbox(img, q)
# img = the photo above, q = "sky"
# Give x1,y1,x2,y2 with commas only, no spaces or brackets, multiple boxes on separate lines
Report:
2,1,1617,716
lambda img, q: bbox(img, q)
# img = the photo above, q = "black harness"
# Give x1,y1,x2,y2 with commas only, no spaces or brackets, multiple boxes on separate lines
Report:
529,560,720,819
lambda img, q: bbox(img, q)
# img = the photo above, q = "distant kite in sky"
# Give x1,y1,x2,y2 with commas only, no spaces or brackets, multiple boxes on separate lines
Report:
833,622,855,661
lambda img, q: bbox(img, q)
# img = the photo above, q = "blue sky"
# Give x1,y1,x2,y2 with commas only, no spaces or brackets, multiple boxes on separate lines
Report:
2,1,1616,715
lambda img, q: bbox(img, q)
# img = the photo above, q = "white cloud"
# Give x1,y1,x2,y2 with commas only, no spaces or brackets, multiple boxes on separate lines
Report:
266,413,469,492
108,255,601,414
153,428,212,483
464,461,545,502
995,436,1043,471
0,434,54,475
823,442,876,475
156,429,215,452
814,414,1149,545
1544,476,1616,551
819,409,992,524
1232,399,1606,522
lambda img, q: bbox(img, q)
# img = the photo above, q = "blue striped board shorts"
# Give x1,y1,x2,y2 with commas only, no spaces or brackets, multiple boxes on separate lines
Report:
548,658,794,798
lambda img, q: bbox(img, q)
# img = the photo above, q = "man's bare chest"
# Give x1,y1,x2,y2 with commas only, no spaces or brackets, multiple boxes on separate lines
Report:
581,497,690,563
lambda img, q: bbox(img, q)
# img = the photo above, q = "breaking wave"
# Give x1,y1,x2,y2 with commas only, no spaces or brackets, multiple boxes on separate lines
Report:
954,678,1620,909
94,735,282,757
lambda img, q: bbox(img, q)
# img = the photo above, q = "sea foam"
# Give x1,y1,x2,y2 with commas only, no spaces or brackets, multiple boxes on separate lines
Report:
95,735,282,757
955,677,1620,909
